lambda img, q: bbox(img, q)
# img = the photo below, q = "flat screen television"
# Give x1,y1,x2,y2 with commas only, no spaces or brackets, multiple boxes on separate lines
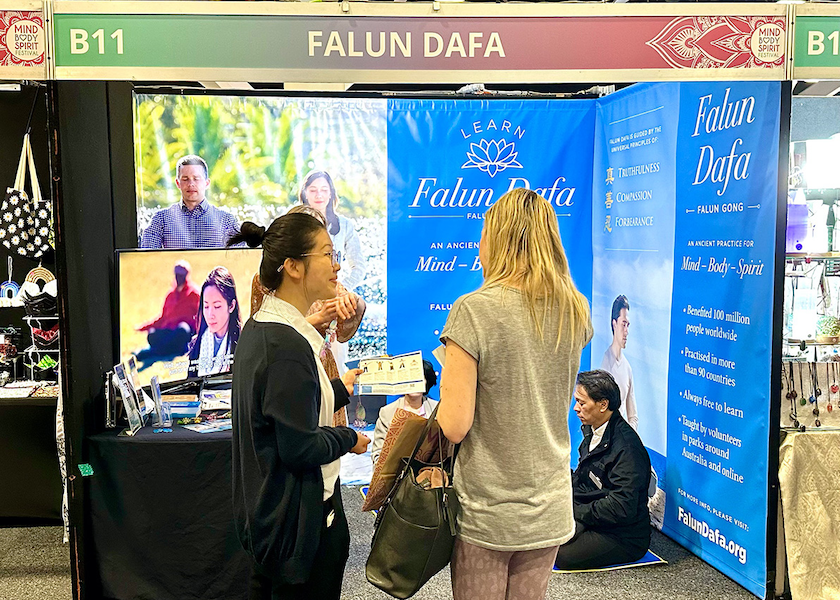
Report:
117,247,261,387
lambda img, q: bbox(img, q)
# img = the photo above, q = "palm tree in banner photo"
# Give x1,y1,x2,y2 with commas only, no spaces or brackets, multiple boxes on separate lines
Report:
134,94,303,227
133,99,175,211
216,99,301,217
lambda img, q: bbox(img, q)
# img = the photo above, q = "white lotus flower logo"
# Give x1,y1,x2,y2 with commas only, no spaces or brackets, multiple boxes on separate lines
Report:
462,139,523,178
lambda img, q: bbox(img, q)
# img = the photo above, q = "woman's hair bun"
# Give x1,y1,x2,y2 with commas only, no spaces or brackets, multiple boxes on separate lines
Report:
237,221,267,248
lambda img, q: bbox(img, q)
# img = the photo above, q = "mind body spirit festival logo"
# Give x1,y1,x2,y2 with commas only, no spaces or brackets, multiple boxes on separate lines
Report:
0,12,45,67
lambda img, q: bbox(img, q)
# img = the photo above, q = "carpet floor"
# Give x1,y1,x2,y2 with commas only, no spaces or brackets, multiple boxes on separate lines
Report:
0,486,758,600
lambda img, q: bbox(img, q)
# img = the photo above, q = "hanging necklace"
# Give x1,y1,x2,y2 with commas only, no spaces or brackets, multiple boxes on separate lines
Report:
810,362,822,427
814,360,822,401
829,362,836,414
799,362,807,407
797,363,807,431
786,363,798,427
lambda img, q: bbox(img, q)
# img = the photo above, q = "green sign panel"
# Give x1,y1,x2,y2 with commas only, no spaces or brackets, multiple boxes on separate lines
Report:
54,14,304,69
794,15,840,73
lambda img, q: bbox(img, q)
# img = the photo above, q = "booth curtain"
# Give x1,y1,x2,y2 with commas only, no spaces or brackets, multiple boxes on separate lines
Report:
779,430,840,600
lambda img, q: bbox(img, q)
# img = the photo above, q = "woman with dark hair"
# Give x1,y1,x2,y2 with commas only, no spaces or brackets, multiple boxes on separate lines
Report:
229,213,369,600
187,266,240,378
249,204,366,429
299,170,366,292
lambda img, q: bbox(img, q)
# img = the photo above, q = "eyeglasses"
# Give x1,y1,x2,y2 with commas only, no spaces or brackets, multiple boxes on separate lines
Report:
276,249,339,273
301,249,339,264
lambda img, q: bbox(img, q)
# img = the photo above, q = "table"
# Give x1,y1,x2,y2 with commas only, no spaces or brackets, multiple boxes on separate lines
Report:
0,397,62,522
87,427,251,600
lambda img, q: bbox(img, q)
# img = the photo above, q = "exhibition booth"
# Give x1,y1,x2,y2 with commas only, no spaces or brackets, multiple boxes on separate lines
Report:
4,1,840,599
82,81,787,600
0,11,63,531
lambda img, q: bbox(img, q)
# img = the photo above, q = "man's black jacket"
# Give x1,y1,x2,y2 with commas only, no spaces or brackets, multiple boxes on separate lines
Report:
573,410,651,550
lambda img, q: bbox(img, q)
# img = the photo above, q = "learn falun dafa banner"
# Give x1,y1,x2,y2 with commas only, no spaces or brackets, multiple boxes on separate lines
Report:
386,98,596,371
385,88,779,599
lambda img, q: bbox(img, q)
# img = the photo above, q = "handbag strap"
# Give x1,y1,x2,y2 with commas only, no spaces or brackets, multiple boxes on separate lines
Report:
373,403,462,536
13,135,28,192
408,403,442,464
24,135,42,205
391,404,459,492
379,404,445,510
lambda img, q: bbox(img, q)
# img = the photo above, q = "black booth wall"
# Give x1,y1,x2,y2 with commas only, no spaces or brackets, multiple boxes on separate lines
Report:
0,86,62,523
48,82,392,600
49,80,137,598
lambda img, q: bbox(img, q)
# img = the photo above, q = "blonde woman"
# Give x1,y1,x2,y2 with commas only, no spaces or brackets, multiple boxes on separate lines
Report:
438,188,593,600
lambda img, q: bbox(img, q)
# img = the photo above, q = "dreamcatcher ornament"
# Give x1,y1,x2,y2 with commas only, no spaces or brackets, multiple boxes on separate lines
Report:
0,133,53,259
0,257,22,308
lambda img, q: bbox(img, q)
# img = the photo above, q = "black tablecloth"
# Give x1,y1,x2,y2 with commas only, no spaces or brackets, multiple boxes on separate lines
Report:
87,427,250,600
0,400,62,521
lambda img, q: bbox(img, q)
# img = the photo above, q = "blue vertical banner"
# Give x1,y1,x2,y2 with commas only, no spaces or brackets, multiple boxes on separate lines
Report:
385,89,779,597
665,81,779,598
387,99,595,366
591,83,680,514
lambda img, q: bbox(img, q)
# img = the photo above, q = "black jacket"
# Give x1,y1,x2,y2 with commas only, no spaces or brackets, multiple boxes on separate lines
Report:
232,319,357,584
573,411,651,550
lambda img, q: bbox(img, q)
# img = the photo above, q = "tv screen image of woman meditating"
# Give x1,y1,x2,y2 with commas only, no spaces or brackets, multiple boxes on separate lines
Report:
187,266,241,378
119,248,260,386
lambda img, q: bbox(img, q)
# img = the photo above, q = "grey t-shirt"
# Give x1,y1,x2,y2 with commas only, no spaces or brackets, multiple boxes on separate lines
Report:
441,285,591,551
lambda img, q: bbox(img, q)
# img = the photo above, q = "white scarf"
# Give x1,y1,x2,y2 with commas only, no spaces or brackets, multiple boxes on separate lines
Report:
196,329,229,377
254,294,338,501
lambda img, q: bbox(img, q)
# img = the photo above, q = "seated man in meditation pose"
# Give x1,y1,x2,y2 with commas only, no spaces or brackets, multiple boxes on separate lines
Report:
555,369,651,570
